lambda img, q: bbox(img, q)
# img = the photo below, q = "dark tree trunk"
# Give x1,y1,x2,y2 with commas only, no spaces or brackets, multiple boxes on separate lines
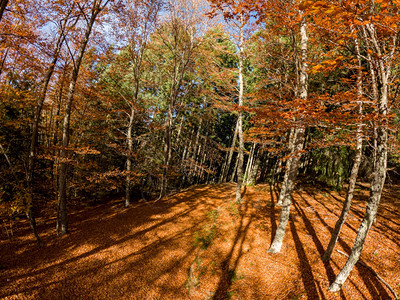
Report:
58,2,105,235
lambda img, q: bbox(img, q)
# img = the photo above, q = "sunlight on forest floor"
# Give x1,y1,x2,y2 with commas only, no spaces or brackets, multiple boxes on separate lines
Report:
1,183,399,299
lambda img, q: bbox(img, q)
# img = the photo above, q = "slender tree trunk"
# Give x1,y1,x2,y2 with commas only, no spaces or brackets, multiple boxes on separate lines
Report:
244,142,254,184
24,14,70,244
27,13,70,184
268,16,308,253
125,110,135,207
158,18,194,198
175,116,184,147
191,118,203,173
329,23,392,292
329,127,387,291
160,103,173,198
277,128,296,206
58,3,104,235
219,150,229,182
322,36,364,261
247,147,261,186
230,154,239,182
271,157,281,186
220,118,239,183
235,13,245,203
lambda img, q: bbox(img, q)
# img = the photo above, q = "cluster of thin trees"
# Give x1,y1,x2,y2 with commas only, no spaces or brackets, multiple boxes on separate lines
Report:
0,0,399,295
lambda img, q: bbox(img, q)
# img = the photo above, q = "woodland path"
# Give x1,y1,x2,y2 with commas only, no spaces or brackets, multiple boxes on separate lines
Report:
0,183,399,299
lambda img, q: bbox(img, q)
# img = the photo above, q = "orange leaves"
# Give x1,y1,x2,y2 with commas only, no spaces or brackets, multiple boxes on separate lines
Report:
311,55,348,74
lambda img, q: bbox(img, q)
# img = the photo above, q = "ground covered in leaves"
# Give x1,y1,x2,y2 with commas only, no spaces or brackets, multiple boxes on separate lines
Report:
1,182,399,299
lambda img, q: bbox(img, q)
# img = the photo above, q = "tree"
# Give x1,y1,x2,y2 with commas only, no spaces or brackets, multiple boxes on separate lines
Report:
108,0,161,207
58,0,110,235
325,0,398,291
154,0,211,198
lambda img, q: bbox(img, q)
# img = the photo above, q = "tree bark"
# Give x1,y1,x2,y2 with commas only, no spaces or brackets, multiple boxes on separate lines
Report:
160,102,173,198
230,153,239,182
125,110,134,207
267,127,305,253
244,142,256,185
329,126,387,291
322,35,364,261
268,15,308,253
235,13,245,203
329,22,392,292
277,128,296,206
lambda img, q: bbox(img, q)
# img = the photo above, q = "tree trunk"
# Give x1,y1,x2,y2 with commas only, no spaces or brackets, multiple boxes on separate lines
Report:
329,22,392,291
160,103,173,198
58,3,104,235
235,13,245,203
277,128,296,206
268,15,308,253
329,126,387,291
26,17,70,241
244,142,255,185
191,118,203,174
125,109,135,207
322,35,364,261
247,149,261,186
220,118,239,183
230,154,239,182
267,127,305,253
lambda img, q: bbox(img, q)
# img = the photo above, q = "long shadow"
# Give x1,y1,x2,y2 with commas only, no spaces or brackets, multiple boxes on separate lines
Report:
297,189,392,299
1,184,236,297
325,189,400,248
289,219,321,299
314,190,360,234
292,199,336,283
213,200,253,299
293,192,370,298
10,224,199,297
0,208,199,297
7,187,205,262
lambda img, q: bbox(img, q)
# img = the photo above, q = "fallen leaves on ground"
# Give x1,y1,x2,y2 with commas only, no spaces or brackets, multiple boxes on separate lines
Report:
0,183,399,299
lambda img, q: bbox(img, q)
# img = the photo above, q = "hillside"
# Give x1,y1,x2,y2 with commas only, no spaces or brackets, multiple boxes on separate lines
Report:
1,183,399,299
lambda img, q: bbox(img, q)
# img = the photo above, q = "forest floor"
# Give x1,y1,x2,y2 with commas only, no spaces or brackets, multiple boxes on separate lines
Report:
1,182,399,299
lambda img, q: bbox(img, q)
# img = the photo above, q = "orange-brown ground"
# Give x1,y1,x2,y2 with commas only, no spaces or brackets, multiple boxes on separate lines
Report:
0,183,399,299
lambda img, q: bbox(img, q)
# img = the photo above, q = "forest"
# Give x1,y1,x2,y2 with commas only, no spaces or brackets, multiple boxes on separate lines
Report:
1,0,400,299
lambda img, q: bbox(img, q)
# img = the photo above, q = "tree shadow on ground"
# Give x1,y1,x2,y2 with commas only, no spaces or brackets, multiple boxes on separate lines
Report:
295,189,393,299
0,183,235,299
213,198,253,299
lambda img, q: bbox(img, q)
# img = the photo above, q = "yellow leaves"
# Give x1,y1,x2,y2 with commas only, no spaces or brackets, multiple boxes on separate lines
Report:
311,64,324,74
74,146,101,155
